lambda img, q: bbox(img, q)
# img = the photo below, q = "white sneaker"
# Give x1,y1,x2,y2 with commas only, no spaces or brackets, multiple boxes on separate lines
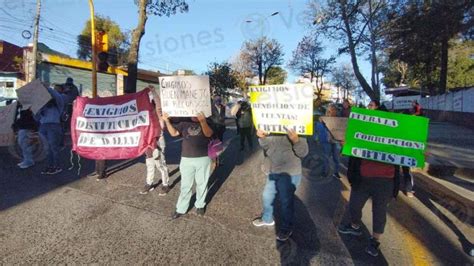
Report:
19,162,35,169
18,161,34,168
17,161,25,166
252,218,275,227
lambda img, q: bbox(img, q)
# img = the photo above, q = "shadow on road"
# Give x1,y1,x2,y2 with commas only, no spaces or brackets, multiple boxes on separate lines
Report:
413,188,473,257
277,197,320,265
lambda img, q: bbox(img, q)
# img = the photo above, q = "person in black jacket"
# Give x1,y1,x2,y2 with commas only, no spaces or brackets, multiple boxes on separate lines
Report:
12,105,38,169
337,100,400,257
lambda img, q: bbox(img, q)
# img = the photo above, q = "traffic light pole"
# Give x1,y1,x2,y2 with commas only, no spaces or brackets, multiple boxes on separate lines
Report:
88,0,97,98
30,0,41,82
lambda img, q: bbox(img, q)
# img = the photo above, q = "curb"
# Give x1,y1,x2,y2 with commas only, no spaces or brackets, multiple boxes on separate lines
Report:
411,170,474,225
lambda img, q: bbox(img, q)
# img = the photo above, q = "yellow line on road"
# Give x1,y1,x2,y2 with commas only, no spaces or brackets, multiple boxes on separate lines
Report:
338,168,432,265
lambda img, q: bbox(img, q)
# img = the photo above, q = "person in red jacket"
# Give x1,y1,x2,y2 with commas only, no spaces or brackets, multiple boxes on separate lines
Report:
412,100,422,116
338,100,400,257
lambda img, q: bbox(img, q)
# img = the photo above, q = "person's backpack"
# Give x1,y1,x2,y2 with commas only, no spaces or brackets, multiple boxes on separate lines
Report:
208,138,223,160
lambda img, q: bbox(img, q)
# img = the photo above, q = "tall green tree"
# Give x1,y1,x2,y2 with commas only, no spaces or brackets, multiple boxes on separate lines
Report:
127,0,189,93
385,1,473,94
205,61,238,98
240,37,284,85
266,66,287,85
77,15,129,65
447,40,474,88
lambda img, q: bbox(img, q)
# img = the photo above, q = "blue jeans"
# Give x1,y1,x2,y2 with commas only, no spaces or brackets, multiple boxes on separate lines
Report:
18,129,34,165
39,123,62,167
261,173,301,231
321,142,340,175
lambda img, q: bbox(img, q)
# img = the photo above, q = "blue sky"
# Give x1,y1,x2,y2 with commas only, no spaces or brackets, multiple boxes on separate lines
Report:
0,0,371,82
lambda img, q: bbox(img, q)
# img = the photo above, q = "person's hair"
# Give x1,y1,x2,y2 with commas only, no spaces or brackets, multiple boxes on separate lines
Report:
326,104,337,116
370,100,380,108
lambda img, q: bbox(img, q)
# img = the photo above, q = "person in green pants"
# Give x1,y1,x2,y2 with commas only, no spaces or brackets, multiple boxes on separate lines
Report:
163,112,214,219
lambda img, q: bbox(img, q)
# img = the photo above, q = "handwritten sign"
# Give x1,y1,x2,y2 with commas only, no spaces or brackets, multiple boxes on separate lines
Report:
0,102,17,146
16,79,52,114
249,84,314,135
159,75,211,117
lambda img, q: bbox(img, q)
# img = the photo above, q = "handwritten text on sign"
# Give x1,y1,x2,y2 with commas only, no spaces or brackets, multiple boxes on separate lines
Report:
160,75,211,117
249,84,314,135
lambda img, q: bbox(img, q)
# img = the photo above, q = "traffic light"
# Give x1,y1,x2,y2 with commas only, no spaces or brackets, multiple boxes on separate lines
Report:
95,31,108,53
97,51,109,72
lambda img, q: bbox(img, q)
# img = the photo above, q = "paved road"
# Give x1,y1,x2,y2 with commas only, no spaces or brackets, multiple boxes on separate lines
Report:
0,128,472,264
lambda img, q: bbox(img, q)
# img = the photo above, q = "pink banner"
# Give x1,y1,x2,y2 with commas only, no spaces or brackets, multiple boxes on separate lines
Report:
71,89,159,160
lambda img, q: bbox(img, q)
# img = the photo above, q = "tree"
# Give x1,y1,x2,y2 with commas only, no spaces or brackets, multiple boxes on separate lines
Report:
309,0,388,101
230,53,253,93
77,15,129,65
288,34,335,100
385,1,473,94
205,61,238,98
266,66,287,85
240,37,284,85
447,40,474,88
126,0,189,93
332,63,358,101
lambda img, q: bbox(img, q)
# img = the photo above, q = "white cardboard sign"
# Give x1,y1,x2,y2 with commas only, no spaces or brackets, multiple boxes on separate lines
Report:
159,75,211,117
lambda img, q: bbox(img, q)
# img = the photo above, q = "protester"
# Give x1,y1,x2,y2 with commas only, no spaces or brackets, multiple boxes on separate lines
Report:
163,112,214,218
88,160,107,180
317,104,341,178
341,99,351,117
35,85,65,175
252,129,308,242
140,87,170,195
411,100,422,116
61,78,80,130
402,166,415,197
12,105,37,169
338,100,400,257
211,95,226,141
236,101,253,151
231,100,243,135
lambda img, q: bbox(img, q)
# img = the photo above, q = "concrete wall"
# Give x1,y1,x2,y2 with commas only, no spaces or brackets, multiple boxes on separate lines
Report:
419,88,474,113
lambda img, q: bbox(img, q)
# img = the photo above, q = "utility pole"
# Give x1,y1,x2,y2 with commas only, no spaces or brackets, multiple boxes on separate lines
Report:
30,0,41,82
88,0,97,98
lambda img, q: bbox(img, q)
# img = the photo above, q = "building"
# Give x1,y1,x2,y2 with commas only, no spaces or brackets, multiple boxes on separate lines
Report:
0,40,24,101
0,40,166,100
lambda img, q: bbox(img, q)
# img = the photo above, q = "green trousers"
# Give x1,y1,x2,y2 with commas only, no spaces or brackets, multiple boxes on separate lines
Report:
176,156,212,214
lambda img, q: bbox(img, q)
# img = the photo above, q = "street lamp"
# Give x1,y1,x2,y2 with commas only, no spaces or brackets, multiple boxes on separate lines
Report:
243,11,279,39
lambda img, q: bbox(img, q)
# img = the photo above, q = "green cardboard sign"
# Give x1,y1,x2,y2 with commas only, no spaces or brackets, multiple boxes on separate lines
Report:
342,107,429,168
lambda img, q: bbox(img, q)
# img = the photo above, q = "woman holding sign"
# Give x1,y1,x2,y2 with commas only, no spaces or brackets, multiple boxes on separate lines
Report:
338,100,400,257
163,112,214,219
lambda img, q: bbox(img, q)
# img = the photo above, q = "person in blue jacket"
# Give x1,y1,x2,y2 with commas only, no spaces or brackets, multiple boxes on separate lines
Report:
35,84,65,175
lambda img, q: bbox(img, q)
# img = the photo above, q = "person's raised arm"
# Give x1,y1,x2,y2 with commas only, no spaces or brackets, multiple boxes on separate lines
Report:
196,112,213,138
163,113,180,137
